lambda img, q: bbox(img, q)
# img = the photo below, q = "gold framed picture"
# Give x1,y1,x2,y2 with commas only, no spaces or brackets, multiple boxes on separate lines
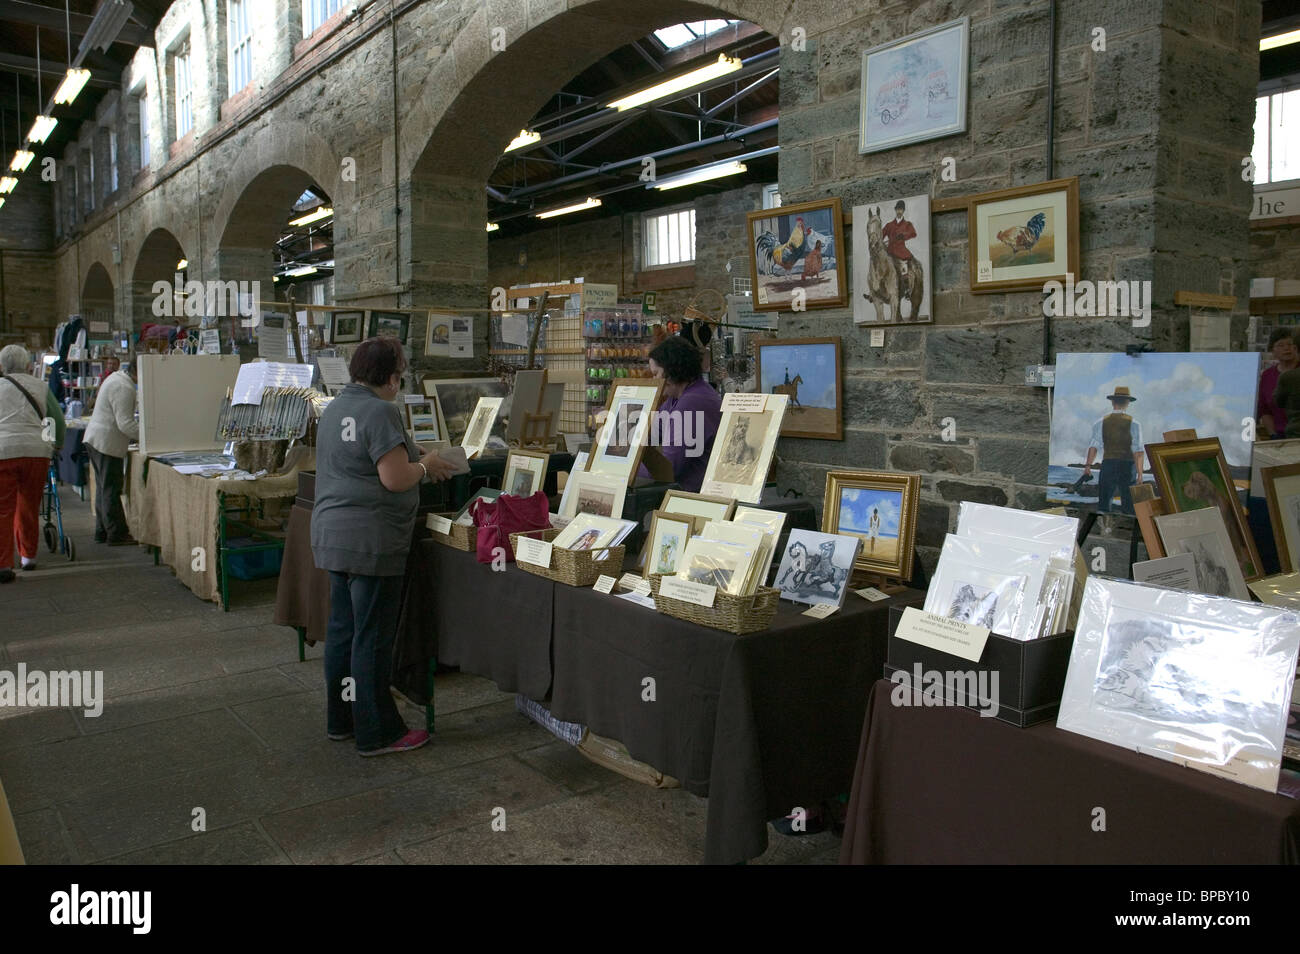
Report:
746,197,847,312
1146,437,1262,581
1262,462,1300,573
967,177,1080,294
503,448,549,498
660,489,736,524
822,470,921,579
587,381,663,486
644,510,697,578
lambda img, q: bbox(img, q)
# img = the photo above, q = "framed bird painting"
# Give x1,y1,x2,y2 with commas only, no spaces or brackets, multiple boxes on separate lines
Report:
746,198,848,312
967,177,1080,294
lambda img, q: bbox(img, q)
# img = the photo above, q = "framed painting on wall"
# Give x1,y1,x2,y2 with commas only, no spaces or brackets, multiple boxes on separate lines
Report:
369,310,411,343
753,336,843,440
852,196,932,324
746,198,847,312
858,17,969,154
967,177,1080,293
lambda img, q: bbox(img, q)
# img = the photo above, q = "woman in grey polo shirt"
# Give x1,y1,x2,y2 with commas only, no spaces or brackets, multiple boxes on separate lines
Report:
312,337,458,756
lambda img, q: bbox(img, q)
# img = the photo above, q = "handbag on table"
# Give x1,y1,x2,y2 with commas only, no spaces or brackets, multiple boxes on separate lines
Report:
471,490,550,564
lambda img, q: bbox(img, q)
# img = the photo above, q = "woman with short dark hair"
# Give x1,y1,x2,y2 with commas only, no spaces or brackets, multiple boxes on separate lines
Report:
646,334,721,492
311,337,458,756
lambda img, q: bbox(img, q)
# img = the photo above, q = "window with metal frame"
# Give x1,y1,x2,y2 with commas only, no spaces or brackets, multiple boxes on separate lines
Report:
109,131,118,193
228,0,254,95
304,0,346,36
642,207,696,268
138,91,150,168
174,43,193,139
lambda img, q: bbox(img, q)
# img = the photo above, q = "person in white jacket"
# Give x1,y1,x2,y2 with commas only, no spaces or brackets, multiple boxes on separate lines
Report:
84,360,139,545
0,344,65,582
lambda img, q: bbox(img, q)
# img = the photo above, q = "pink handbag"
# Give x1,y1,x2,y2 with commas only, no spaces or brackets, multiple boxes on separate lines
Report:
471,490,550,563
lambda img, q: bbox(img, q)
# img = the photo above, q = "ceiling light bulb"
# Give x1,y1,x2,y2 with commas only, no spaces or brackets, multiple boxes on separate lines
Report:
535,197,602,219
607,54,742,111
53,69,92,105
11,151,35,172
505,130,541,152
288,206,333,227
28,116,58,144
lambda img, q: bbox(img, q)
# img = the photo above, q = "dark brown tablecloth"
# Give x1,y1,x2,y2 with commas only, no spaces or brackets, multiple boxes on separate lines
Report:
841,679,1300,864
273,504,331,644
392,541,555,704
549,586,925,864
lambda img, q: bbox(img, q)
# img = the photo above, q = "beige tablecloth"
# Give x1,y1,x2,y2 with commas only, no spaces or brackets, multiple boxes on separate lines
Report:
123,450,298,603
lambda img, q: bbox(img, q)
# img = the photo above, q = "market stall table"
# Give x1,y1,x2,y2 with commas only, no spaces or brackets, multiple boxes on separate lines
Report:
839,680,1300,864
547,584,924,864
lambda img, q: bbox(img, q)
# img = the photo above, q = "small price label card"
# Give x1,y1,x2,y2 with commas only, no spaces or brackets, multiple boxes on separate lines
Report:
659,576,716,607
977,260,993,283
617,572,646,593
802,603,839,619
869,328,885,348
617,591,657,609
855,586,890,602
721,392,768,413
515,537,553,568
427,514,453,535
593,575,617,594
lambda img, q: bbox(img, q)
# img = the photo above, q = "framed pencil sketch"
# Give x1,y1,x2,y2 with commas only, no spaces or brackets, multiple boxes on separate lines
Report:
967,177,1080,294
503,449,549,498
754,337,843,440
746,198,847,312
1262,462,1300,573
700,394,789,504
562,470,627,520
1153,507,1250,602
1147,437,1263,581
460,396,504,459
823,470,921,580
586,381,663,486
859,17,969,154
331,311,364,344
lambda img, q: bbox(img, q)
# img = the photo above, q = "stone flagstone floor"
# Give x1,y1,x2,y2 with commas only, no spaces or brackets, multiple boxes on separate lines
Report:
0,487,839,864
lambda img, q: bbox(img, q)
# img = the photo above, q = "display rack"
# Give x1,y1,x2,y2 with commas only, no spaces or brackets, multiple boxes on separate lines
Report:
583,303,654,433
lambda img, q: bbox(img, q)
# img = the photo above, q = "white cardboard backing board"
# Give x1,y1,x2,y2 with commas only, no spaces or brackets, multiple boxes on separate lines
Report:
138,354,242,457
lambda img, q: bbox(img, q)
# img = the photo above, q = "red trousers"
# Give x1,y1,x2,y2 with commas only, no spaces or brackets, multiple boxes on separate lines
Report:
0,457,47,569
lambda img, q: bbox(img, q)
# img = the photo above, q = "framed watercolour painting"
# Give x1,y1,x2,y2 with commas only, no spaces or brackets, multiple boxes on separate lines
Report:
823,470,921,580
746,198,847,312
1147,437,1262,581
967,177,1080,294
644,510,696,579
369,311,411,343
332,311,364,344
754,337,842,440
859,17,968,155
852,196,932,324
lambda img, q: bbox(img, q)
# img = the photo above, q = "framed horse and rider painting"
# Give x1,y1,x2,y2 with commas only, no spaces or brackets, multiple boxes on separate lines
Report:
745,198,847,312
852,195,932,324
753,336,843,440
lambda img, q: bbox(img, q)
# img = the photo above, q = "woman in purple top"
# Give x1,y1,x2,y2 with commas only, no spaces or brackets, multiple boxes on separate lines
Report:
646,335,722,492
1259,327,1299,440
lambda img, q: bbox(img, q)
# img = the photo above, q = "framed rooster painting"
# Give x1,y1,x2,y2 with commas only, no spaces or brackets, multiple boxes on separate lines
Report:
745,198,847,312
967,177,1080,294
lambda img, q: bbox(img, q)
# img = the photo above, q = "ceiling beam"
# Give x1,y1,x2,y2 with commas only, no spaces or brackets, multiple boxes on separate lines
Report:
0,0,155,48
0,51,119,87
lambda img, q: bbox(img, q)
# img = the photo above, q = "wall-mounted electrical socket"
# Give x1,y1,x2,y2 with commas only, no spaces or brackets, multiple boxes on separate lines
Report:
1024,364,1055,387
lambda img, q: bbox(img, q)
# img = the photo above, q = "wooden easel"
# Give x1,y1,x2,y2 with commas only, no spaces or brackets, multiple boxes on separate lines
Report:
848,568,908,594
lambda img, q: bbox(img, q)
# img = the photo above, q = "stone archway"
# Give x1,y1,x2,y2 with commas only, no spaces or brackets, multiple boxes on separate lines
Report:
80,261,114,327
400,0,780,359
129,228,189,331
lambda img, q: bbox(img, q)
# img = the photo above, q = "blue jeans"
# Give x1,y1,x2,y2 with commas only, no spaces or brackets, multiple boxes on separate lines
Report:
325,571,408,751
1097,458,1135,515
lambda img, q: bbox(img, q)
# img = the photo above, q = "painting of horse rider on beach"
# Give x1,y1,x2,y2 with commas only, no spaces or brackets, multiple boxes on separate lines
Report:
754,337,843,440
853,194,932,325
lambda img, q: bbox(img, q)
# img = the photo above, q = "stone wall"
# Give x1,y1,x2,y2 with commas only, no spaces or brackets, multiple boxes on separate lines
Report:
1252,222,1300,284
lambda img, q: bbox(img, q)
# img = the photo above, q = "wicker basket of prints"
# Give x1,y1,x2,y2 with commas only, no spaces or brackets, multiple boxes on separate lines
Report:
649,574,780,635
426,513,477,551
510,529,625,587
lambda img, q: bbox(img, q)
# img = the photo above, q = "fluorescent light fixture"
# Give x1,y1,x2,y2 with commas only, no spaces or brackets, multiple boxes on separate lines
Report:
78,0,134,57
608,54,742,111
505,130,540,152
486,222,499,232
1261,28,1300,51
176,259,188,271
285,265,318,277
11,150,35,172
653,160,747,191
28,115,57,144
0,198,5,211
0,177,16,194
53,69,92,106
535,197,602,219
288,206,333,227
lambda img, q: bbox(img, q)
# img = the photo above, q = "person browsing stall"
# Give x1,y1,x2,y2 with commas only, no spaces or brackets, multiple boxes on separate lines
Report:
312,337,459,757
646,334,722,493
83,357,138,546
1260,328,1299,440
0,344,66,581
